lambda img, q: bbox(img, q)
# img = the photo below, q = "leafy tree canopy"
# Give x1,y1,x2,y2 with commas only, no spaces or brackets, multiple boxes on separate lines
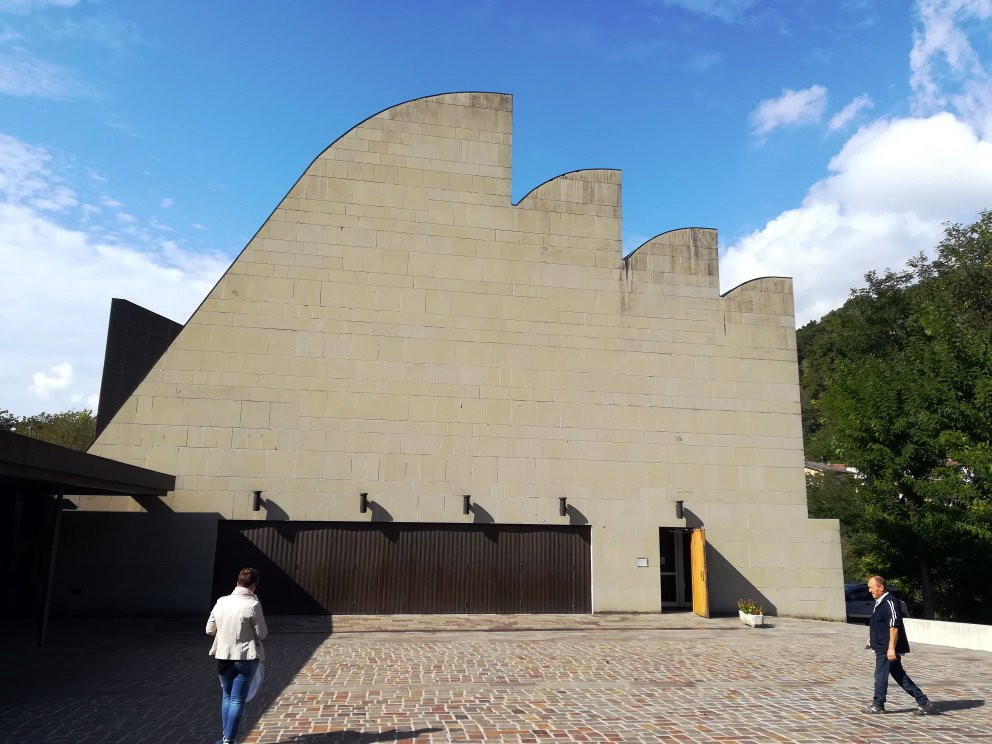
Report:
799,211,992,621
2,409,96,451
0,408,17,432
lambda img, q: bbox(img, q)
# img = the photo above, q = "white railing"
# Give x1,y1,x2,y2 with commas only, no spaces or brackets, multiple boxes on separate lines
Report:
904,618,992,653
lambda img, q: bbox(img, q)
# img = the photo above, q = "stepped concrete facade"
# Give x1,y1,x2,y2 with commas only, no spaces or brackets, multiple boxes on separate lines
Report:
77,92,844,619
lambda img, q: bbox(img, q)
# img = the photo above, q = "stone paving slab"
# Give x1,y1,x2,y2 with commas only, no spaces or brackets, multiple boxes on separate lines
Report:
1,613,990,743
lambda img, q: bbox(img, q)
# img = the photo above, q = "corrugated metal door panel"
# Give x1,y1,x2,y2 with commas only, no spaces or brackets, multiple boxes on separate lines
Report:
493,526,518,612
293,525,322,606
294,524,342,611
463,525,492,612
551,527,574,612
405,527,434,614
212,522,326,613
419,527,444,613
513,525,591,613
214,521,591,614
435,526,465,613
353,525,377,613
378,525,402,612
331,525,360,611
295,525,325,609
518,526,541,612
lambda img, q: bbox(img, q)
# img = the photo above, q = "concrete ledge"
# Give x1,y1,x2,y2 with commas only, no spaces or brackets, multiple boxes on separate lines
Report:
905,618,992,653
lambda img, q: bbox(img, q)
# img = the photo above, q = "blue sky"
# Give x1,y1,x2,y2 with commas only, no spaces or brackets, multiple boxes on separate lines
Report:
2,0,991,415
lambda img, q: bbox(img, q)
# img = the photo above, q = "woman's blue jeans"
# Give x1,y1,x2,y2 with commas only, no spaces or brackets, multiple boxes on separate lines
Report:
217,658,258,742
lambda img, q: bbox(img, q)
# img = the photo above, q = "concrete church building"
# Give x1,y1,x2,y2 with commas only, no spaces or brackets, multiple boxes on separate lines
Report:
61,92,844,620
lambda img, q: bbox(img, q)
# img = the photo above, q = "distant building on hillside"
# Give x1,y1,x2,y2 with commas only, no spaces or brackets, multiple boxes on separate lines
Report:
804,461,859,477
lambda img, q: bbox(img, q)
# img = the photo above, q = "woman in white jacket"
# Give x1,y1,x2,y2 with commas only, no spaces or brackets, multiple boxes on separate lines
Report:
206,567,268,744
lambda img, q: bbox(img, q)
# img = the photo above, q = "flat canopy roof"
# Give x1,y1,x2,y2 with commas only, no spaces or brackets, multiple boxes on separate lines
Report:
0,430,175,496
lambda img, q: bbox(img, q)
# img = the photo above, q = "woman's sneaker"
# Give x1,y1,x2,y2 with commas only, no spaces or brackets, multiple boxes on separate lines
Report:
861,703,886,714
915,700,934,716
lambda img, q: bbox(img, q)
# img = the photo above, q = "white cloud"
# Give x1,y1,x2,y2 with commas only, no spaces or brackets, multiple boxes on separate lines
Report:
651,0,756,22
0,132,230,415
828,94,874,131
0,0,78,13
751,85,827,139
160,196,174,208
811,113,992,219
30,361,71,398
46,11,146,51
0,132,76,210
721,113,992,324
722,202,941,324
0,48,92,99
98,111,140,138
723,2,992,325
911,0,992,137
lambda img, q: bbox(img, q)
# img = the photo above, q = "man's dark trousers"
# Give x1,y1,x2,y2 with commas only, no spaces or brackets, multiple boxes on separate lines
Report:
873,651,927,706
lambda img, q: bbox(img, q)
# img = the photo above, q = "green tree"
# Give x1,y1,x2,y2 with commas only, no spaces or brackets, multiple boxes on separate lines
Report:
805,471,875,581
12,409,96,451
0,408,17,431
816,212,992,621
797,261,920,462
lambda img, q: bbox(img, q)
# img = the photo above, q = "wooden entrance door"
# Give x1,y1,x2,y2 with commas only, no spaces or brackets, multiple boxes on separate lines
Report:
690,528,710,618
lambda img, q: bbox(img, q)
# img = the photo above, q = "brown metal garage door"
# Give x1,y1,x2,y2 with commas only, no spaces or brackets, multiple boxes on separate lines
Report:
211,521,591,614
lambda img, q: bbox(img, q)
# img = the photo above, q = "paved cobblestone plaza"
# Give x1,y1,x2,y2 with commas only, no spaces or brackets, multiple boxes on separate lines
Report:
1,613,990,743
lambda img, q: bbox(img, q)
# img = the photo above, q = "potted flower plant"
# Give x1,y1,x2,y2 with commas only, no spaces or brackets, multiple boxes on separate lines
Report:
738,598,765,627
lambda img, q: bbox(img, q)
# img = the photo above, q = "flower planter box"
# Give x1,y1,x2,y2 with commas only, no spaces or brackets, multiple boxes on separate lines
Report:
739,610,764,627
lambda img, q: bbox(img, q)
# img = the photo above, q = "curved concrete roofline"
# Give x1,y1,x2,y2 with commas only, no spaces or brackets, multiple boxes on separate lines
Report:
94,92,516,444
314,90,512,163
623,227,718,260
513,168,621,207
179,91,511,331
720,276,792,297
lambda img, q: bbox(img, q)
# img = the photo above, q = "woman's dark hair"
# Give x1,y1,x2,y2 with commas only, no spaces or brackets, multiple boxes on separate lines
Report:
237,567,260,588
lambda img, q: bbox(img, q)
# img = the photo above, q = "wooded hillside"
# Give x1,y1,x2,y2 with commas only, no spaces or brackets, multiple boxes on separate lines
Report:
799,211,992,621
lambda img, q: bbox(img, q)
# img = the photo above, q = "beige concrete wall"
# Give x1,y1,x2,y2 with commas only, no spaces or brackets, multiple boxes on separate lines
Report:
83,92,844,619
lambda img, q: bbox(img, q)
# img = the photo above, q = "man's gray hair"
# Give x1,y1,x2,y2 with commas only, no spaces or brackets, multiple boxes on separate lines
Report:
869,574,887,588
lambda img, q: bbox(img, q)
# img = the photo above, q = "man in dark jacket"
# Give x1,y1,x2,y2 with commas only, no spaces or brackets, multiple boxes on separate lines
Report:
862,575,933,715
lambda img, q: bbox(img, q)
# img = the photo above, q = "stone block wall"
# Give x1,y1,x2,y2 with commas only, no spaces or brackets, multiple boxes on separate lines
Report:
82,92,844,619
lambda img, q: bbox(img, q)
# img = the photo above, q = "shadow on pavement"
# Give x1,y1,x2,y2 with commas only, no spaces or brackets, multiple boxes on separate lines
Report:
0,615,332,743
279,728,443,742
886,699,985,716
934,699,986,714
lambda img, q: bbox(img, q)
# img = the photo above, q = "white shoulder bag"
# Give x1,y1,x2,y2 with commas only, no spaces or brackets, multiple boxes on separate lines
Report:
246,660,264,702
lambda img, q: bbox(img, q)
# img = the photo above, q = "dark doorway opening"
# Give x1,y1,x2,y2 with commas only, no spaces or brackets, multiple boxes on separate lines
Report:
659,527,692,612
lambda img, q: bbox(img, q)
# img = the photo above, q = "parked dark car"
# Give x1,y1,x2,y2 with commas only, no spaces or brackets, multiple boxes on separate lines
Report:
844,582,908,622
